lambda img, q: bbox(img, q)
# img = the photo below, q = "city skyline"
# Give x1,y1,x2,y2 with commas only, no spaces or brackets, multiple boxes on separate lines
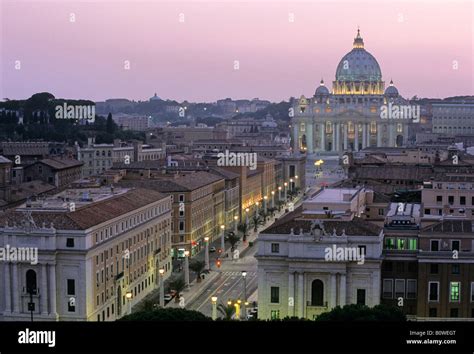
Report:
1,0,473,102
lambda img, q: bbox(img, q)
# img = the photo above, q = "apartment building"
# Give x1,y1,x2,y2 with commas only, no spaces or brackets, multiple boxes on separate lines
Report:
0,187,172,321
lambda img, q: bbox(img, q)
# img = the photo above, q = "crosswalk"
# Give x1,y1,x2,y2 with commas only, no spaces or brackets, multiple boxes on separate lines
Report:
221,271,257,277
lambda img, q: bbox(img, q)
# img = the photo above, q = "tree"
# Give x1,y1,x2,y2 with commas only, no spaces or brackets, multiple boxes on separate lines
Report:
106,112,116,134
315,304,406,321
119,308,211,321
169,276,186,303
237,222,249,242
189,260,208,283
217,303,235,320
227,231,241,252
251,214,265,232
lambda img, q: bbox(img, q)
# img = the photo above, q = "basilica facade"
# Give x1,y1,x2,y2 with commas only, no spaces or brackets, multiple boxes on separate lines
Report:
292,30,411,154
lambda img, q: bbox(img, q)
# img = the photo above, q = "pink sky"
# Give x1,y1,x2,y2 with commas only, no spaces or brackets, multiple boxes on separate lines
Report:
1,0,473,102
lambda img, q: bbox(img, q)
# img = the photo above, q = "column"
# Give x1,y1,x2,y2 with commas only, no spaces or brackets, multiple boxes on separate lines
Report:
362,123,367,148
12,264,19,313
331,125,336,152
388,123,394,147
49,264,57,316
41,264,48,315
335,123,340,152
403,124,409,146
297,273,304,318
330,274,337,309
354,124,359,151
339,274,346,307
306,123,313,153
320,123,325,151
288,272,295,317
293,124,299,151
4,263,11,313
376,123,382,147
343,124,348,151
366,123,371,147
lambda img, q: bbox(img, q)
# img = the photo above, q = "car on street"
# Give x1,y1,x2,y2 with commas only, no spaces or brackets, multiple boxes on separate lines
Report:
209,246,217,253
164,294,173,303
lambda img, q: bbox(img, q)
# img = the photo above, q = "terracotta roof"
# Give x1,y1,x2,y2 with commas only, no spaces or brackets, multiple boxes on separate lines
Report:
421,220,473,234
209,167,240,180
0,188,168,230
38,158,83,170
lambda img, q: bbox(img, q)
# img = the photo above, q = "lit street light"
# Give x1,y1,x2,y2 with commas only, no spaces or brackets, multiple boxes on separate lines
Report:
159,268,165,307
284,182,288,201
263,196,268,214
184,250,190,287
245,208,249,225
271,191,275,209
278,186,282,201
126,291,133,315
220,225,225,255
234,215,238,233
211,296,218,320
255,201,259,218
204,237,210,270
241,271,247,320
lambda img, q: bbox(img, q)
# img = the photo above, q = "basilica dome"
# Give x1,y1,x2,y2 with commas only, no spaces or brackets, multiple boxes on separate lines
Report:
315,79,330,96
384,80,399,97
335,29,382,82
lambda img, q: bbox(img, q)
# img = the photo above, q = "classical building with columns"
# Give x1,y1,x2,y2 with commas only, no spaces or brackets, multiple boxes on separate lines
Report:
292,29,411,154
256,187,384,320
0,187,172,321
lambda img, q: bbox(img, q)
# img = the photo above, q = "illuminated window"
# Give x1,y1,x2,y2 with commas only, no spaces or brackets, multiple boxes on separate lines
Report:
270,310,280,320
450,282,460,302
408,239,417,250
397,123,403,133
370,122,377,134
325,121,332,134
300,123,305,132
348,121,354,133
397,238,406,250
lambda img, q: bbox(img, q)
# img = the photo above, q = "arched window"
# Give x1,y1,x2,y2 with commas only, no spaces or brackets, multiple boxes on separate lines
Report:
26,269,37,294
311,279,324,306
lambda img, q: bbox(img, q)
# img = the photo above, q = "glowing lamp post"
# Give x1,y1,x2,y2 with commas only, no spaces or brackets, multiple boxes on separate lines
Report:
220,225,225,255
234,215,238,233
263,196,268,215
284,182,288,201
211,296,218,320
241,271,247,320
184,250,190,287
159,268,165,307
271,191,275,209
126,291,133,315
204,237,210,271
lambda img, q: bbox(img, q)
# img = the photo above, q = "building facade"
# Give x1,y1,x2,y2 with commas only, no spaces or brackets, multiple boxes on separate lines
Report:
292,30,412,154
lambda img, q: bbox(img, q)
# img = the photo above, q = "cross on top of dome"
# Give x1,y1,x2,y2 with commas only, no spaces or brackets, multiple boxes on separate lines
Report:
353,27,364,49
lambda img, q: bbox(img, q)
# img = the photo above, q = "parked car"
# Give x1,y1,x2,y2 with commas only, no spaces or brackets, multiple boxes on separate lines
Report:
164,294,173,302
209,246,217,253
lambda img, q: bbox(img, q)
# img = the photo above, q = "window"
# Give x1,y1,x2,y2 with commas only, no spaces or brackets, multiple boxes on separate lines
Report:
430,240,439,251
66,238,75,248
378,208,384,216
270,287,279,303
452,264,460,274
448,196,454,205
385,238,395,250
452,240,460,251
450,282,460,302
407,280,417,299
436,196,442,203
450,308,459,318
26,270,37,295
428,282,439,302
429,308,437,317
382,279,393,299
178,194,184,202
270,310,280,320
67,279,76,296
395,279,405,298
311,279,324,306
408,239,417,251
271,243,280,253
430,263,439,274
356,289,366,305
460,196,466,205
358,245,366,256
179,221,185,233
397,239,406,250
424,209,431,215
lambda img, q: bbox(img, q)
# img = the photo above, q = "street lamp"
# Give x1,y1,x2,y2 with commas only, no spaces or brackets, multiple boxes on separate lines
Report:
278,186,282,202
255,201,259,218
245,208,249,225
263,196,268,215
126,291,133,315
235,301,241,320
184,250,190,287
211,296,218,320
234,215,238,233
204,237,210,270
284,182,288,201
159,268,165,307
271,191,275,209
220,225,225,255
241,271,247,320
